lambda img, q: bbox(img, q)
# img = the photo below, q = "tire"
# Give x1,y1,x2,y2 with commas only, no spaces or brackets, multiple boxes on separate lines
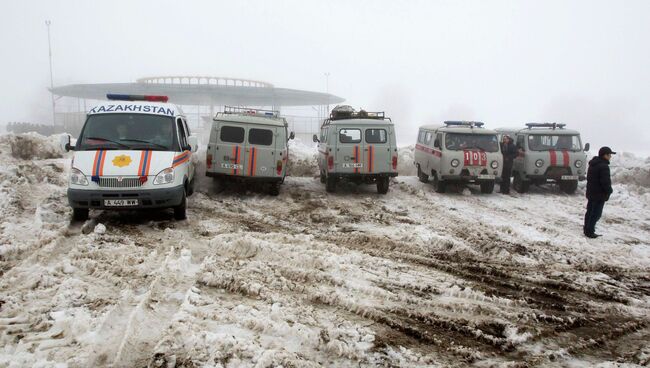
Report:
213,178,225,193
513,174,529,193
560,180,578,194
326,176,337,193
480,181,495,194
174,189,187,220
377,177,389,194
268,182,280,196
417,165,428,183
72,208,88,222
320,171,326,183
433,173,446,193
187,177,195,196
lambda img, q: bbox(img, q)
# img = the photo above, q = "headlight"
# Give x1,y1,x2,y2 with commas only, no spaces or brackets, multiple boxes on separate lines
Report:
70,168,88,186
574,160,583,168
490,160,499,169
450,159,460,167
153,168,175,185
535,159,544,168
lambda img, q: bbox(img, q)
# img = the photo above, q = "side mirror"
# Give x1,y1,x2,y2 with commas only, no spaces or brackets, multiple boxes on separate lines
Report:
433,139,440,148
583,142,590,152
312,134,320,143
187,135,199,153
60,134,73,152
289,131,295,140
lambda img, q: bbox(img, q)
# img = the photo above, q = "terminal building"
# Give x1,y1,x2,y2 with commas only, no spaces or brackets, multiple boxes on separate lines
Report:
45,75,345,140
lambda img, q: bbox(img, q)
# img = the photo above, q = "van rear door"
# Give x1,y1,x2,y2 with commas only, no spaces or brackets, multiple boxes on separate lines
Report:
336,127,364,174
364,126,392,174
214,122,246,176
246,125,276,178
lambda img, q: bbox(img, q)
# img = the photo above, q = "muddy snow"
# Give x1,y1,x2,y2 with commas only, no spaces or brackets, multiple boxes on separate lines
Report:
0,133,649,367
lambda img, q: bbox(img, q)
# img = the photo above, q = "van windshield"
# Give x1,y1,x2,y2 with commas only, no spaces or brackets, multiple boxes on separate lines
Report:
445,133,499,152
527,134,582,151
77,114,176,151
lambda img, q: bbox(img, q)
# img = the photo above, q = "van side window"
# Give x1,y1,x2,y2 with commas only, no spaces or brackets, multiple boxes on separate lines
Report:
339,128,361,143
176,118,188,149
220,126,245,143
436,133,443,147
182,118,191,137
424,132,433,145
248,128,273,146
365,129,387,143
417,130,424,144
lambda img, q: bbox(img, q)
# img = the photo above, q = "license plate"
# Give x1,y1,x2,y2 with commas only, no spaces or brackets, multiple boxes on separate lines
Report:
104,199,139,207
342,163,363,168
561,175,578,180
477,174,495,180
221,163,244,169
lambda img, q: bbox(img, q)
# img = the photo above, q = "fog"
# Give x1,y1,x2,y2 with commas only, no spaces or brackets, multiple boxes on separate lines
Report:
1,0,649,153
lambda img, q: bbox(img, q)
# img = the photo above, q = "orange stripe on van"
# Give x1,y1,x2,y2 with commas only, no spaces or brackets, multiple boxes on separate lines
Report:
98,150,107,176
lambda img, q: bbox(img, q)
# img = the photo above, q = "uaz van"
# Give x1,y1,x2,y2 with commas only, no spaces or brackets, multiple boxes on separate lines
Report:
314,105,398,194
414,121,501,193
496,123,589,194
61,94,198,221
205,107,294,196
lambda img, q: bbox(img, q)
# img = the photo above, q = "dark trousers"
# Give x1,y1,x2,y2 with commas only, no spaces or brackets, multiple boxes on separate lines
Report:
500,161,513,193
584,200,605,235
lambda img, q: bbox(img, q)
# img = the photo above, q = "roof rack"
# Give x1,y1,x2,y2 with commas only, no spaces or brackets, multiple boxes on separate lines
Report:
222,106,280,118
444,121,484,128
327,105,387,121
525,122,566,129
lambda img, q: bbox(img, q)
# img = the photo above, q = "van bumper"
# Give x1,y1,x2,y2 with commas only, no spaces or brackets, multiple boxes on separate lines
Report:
329,172,398,179
68,185,184,209
524,174,586,182
441,175,496,183
206,172,283,183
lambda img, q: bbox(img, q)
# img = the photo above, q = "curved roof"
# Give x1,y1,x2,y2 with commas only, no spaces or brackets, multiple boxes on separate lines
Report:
50,78,345,107
495,127,582,135
420,124,498,134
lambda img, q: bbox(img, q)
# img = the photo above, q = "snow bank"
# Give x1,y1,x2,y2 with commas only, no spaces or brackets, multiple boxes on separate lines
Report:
397,145,416,176
0,132,65,160
287,139,318,177
610,152,650,190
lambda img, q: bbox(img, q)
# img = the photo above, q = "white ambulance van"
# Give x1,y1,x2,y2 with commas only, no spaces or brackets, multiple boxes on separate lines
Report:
60,94,198,221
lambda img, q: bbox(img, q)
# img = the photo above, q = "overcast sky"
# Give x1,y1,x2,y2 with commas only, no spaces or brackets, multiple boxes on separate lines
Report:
1,0,649,152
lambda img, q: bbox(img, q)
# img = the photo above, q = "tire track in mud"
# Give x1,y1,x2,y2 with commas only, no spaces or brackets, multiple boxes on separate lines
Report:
189,180,650,364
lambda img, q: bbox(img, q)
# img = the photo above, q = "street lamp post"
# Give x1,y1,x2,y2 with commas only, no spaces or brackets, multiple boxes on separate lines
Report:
45,20,56,126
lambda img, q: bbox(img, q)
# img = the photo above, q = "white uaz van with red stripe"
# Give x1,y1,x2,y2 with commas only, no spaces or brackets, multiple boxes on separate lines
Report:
314,106,398,194
205,107,294,196
496,123,589,194
60,94,198,221
414,121,502,193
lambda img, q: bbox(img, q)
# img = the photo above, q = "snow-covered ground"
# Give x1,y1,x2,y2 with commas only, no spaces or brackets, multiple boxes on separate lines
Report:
0,134,649,367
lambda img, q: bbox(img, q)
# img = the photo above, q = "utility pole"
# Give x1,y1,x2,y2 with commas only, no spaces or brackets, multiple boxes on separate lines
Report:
324,72,330,114
45,20,56,126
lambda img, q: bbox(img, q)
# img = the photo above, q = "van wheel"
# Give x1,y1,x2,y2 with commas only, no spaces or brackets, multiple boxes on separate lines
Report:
269,182,280,196
559,180,577,194
326,176,337,193
213,178,225,193
480,181,495,194
72,208,89,222
377,177,389,194
174,189,187,220
417,165,428,183
513,174,529,193
320,171,326,183
433,173,446,193
187,177,195,196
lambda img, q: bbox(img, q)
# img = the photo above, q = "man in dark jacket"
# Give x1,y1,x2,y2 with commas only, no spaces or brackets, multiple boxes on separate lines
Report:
584,146,615,238
499,135,518,194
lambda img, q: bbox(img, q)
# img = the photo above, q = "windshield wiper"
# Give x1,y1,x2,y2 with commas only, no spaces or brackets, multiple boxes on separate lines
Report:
119,139,169,150
84,137,130,148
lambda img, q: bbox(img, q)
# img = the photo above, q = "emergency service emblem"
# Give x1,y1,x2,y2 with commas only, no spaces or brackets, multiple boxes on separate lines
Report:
112,155,132,168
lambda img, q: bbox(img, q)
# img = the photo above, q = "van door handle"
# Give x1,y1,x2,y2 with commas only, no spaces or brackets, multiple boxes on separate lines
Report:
364,149,369,151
